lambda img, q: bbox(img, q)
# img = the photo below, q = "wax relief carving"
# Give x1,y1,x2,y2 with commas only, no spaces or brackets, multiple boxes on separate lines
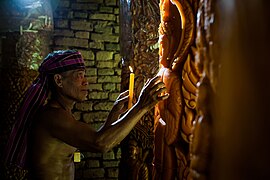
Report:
153,0,200,179
189,0,217,179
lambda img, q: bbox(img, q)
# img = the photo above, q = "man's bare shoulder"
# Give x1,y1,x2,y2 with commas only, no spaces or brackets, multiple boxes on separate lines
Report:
36,105,73,125
38,105,64,116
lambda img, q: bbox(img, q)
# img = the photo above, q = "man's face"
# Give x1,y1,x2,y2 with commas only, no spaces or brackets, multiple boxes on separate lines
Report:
60,69,89,102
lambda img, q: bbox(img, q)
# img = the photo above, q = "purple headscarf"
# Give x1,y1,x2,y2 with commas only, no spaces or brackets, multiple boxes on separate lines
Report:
4,50,85,168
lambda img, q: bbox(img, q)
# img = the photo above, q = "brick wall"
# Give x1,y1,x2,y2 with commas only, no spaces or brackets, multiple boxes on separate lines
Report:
52,0,121,179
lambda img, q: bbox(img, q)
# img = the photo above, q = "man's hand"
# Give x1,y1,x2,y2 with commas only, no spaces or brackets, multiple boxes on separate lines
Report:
112,90,129,114
104,91,129,128
136,76,169,110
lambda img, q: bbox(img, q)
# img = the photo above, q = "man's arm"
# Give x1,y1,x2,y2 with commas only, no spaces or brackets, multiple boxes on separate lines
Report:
101,90,129,129
95,76,169,151
47,76,169,152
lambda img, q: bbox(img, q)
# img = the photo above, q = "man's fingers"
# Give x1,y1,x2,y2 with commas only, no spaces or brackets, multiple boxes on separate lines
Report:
146,75,161,87
149,81,166,96
118,90,129,98
145,78,150,86
121,95,129,101
152,86,166,98
157,93,170,101
114,91,129,106
117,95,129,103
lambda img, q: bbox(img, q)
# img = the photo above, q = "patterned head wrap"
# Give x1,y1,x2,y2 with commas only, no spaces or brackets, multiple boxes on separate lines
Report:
4,50,85,168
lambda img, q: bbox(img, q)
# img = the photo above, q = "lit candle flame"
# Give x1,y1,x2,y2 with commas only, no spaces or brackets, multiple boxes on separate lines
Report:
129,66,133,73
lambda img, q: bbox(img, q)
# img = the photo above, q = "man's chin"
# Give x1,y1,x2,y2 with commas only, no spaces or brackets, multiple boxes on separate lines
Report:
73,96,86,102
81,95,88,101
77,98,87,102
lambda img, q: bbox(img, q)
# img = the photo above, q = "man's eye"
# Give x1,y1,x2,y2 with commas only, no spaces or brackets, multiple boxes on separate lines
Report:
78,72,85,78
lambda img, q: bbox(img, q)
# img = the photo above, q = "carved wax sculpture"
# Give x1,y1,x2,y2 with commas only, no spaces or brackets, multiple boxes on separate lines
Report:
189,0,217,179
153,0,198,179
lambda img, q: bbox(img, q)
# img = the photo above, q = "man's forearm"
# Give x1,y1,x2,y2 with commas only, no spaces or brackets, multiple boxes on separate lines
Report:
96,103,148,152
93,75,168,152
101,106,122,129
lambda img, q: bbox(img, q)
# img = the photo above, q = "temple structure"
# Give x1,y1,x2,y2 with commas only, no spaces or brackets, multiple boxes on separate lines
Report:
1,0,270,179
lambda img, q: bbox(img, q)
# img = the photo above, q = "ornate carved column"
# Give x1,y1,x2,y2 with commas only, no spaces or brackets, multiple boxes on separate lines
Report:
119,0,160,179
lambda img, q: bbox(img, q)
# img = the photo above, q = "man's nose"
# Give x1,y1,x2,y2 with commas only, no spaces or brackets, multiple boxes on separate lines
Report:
83,77,89,85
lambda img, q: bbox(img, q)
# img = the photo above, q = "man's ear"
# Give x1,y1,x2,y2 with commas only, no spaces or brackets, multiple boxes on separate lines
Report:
54,74,63,88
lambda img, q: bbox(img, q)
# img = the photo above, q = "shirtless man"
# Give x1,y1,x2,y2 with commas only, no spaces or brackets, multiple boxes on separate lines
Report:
4,50,168,179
